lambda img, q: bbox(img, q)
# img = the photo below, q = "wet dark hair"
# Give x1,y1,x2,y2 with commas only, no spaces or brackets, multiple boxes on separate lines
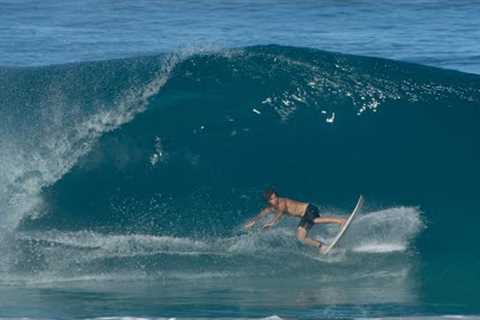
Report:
263,187,278,201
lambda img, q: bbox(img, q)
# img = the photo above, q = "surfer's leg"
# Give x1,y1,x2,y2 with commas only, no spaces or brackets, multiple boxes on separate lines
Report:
313,216,346,226
296,227,326,250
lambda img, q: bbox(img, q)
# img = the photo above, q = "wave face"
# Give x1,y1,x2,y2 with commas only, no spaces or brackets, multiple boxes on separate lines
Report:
0,45,479,307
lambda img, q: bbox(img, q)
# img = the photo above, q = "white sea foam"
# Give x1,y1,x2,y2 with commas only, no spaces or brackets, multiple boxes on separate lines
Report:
2,204,424,287
15,205,422,263
312,206,423,256
16,231,210,259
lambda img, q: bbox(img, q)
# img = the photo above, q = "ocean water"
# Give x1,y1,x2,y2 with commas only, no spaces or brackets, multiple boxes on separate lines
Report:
1,1,480,320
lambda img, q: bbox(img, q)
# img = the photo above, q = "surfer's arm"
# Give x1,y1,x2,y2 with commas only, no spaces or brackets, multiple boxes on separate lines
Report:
262,211,284,229
244,207,272,229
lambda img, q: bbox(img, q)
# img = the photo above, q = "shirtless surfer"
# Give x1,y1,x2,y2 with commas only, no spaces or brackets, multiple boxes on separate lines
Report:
244,188,346,252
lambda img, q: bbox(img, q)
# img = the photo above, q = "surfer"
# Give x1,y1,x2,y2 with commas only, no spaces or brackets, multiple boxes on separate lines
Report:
244,188,346,252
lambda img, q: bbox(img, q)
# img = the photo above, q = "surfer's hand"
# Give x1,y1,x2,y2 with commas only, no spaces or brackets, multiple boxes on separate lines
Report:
319,244,327,254
262,223,273,230
244,221,255,229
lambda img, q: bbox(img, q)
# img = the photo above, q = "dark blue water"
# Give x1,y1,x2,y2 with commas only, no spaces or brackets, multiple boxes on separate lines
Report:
1,2,480,320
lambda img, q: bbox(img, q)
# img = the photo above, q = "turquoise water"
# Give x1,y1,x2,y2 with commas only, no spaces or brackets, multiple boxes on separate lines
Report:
1,45,479,319
1,2,480,320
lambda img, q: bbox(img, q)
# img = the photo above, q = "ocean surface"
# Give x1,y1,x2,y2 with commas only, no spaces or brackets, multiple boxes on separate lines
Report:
1,1,480,319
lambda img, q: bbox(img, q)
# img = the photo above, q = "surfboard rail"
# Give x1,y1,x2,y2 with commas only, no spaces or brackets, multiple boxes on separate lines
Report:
323,195,364,254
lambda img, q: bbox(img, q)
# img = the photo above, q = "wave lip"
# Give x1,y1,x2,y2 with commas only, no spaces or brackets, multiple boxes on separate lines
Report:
0,51,190,239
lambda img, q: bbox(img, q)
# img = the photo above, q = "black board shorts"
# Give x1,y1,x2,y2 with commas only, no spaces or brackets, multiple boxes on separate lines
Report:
297,204,320,231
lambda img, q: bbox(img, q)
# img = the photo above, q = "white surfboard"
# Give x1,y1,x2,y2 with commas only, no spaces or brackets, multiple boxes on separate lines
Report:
323,195,364,254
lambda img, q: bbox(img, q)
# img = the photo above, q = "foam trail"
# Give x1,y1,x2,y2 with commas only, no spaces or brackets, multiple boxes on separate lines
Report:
3,204,424,286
